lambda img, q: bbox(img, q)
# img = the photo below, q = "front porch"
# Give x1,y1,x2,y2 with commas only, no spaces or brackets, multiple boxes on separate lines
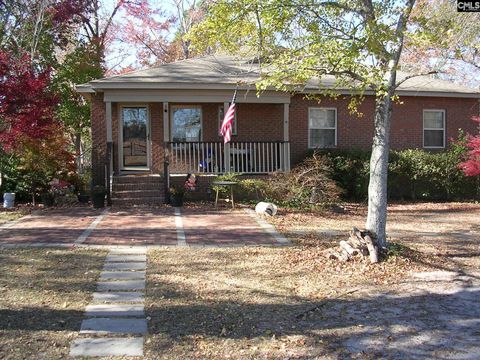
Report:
98,89,292,204
103,90,291,176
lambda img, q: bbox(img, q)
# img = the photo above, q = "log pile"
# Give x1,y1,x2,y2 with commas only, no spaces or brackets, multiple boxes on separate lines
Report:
326,227,379,263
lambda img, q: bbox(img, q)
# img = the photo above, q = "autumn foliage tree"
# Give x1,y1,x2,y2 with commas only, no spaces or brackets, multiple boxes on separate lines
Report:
0,50,74,200
459,117,480,177
0,51,57,151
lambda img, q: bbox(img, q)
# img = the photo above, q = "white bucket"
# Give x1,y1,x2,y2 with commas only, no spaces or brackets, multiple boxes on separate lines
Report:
255,201,278,216
3,192,15,209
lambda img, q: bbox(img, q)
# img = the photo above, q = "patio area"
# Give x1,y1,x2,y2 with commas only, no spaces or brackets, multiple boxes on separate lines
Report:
0,206,287,248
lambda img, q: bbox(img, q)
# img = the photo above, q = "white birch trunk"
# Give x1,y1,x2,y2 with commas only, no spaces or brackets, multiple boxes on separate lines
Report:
365,75,396,249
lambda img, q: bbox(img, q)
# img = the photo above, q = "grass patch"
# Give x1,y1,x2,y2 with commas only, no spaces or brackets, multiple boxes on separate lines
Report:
0,210,28,226
0,248,106,359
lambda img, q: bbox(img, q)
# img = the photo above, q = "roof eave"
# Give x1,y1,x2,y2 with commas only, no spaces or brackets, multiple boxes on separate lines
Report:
75,83,95,93
301,88,480,98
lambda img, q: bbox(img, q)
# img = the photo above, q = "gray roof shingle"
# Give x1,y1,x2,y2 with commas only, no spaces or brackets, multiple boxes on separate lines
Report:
77,55,480,97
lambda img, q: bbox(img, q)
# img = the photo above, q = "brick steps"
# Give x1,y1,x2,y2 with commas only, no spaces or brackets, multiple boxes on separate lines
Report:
113,190,163,199
111,175,165,206
111,197,164,206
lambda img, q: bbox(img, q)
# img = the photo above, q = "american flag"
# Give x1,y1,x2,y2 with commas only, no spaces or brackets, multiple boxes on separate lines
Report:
220,89,237,144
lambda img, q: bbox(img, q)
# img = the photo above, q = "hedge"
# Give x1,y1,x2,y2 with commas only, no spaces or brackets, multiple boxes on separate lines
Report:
315,145,479,201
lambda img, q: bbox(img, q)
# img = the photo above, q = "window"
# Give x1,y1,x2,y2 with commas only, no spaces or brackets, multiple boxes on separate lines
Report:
423,110,445,148
308,108,337,148
171,106,202,142
218,105,238,136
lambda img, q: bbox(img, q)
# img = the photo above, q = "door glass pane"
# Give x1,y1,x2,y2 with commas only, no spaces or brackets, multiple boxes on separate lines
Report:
122,107,147,167
172,107,202,142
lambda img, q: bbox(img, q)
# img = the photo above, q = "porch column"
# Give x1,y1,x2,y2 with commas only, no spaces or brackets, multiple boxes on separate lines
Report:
283,103,290,171
105,101,113,204
106,102,112,142
223,101,231,172
163,102,169,142
163,102,170,202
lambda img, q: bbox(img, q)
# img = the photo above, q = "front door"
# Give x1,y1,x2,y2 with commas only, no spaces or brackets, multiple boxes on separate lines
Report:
121,106,150,170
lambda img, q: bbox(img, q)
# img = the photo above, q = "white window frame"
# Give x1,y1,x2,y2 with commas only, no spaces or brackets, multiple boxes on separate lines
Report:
308,107,337,149
119,104,151,171
218,105,238,137
170,105,203,142
423,109,446,149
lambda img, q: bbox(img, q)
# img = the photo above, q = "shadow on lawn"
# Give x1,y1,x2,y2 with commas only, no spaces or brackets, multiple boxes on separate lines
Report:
145,285,480,358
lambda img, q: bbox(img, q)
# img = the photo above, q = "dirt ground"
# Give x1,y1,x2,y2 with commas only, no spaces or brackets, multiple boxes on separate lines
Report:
145,202,480,359
0,248,106,359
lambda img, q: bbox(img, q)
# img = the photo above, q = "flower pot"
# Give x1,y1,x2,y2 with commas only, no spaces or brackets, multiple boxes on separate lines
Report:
41,193,55,207
92,192,105,208
170,194,184,207
77,194,90,204
3,192,15,209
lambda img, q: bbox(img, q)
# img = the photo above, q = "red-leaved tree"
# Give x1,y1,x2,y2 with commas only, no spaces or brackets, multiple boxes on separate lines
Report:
0,51,58,152
459,117,480,176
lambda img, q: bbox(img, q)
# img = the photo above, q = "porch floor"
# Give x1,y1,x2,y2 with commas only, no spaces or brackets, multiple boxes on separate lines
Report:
0,206,287,248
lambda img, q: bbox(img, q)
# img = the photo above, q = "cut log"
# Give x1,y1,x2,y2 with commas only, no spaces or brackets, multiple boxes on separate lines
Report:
339,240,359,256
351,227,363,241
337,249,350,262
348,234,364,249
363,235,379,263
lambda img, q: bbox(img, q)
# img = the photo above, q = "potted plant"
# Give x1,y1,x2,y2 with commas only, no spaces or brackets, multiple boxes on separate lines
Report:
169,185,185,207
77,172,91,204
92,185,106,208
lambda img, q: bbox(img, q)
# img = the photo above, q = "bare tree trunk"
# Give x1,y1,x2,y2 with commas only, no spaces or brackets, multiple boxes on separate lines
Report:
75,132,82,172
365,88,394,249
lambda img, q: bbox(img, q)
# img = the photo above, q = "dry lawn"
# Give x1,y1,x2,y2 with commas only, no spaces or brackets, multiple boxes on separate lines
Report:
0,248,106,359
145,202,480,359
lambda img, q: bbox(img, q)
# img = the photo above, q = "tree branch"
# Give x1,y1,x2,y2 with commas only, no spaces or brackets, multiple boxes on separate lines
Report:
395,71,438,88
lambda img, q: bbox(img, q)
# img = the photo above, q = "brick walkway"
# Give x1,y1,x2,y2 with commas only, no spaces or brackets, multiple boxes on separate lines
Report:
0,206,289,247
0,208,105,244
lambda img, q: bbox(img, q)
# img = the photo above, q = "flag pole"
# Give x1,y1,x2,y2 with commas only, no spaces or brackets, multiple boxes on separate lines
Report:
223,84,239,172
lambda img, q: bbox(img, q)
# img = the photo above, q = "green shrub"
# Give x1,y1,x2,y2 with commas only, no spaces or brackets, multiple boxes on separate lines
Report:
315,149,370,200
319,134,478,201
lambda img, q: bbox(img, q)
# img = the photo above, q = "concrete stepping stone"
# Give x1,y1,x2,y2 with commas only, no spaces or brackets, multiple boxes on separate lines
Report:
100,270,146,280
110,247,147,255
97,280,145,291
80,317,147,334
70,337,143,357
92,291,144,303
85,304,144,317
105,254,147,262
103,262,146,271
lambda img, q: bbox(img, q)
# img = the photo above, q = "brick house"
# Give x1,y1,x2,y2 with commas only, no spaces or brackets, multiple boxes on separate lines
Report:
77,56,480,205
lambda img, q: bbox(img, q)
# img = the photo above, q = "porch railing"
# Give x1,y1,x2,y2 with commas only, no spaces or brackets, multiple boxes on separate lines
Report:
166,141,290,174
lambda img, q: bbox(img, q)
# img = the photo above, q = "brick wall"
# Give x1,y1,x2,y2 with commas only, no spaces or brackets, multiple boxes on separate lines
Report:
289,94,479,166
92,95,479,182
168,102,284,142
